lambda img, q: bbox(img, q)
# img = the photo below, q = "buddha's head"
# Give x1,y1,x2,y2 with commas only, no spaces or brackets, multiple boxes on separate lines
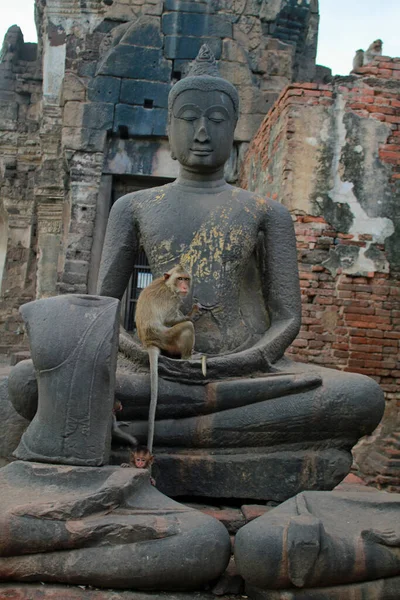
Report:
168,45,239,173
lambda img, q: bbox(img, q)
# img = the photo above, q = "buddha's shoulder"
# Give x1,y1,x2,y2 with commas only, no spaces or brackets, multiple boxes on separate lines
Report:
233,187,291,217
111,184,172,212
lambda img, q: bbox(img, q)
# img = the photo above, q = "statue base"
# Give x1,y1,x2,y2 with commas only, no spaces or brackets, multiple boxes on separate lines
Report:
0,461,230,590
112,447,352,502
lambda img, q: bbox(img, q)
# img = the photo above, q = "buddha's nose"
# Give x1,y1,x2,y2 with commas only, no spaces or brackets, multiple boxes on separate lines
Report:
194,118,210,143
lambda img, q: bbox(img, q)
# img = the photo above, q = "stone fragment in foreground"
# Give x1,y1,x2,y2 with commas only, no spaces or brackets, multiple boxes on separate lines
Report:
0,461,230,589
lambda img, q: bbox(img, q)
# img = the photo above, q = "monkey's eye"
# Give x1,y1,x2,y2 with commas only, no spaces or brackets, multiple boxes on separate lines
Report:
177,277,183,280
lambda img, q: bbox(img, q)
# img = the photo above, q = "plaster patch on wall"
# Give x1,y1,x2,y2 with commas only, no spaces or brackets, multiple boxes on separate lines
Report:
327,94,394,273
43,36,66,104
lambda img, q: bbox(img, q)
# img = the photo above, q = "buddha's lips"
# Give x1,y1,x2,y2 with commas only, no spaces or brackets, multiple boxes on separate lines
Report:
190,148,213,154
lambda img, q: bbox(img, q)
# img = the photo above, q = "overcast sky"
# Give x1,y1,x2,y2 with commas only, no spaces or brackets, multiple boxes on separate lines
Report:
0,0,399,76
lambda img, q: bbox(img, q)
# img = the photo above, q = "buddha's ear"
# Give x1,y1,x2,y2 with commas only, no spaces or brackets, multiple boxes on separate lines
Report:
163,273,171,280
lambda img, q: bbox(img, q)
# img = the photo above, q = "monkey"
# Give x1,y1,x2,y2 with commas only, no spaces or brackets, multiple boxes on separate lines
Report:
352,49,364,72
135,264,199,453
111,400,139,448
121,445,156,485
364,39,383,65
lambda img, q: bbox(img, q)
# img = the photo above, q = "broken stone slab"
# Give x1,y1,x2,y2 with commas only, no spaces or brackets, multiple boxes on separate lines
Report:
246,576,400,599
0,461,231,589
0,585,220,599
235,490,400,591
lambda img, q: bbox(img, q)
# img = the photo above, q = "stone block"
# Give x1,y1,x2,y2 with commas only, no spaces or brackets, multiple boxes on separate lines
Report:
77,60,97,78
63,101,84,128
260,75,290,91
0,72,16,92
218,60,253,86
144,3,163,16
251,47,294,77
120,16,163,49
162,12,232,38
165,0,209,11
235,113,264,142
120,80,171,108
221,39,248,63
83,102,114,131
114,104,168,136
61,73,86,103
0,101,18,131
164,36,221,60
97,46,171,82
87,76,121,104
152,449,352,502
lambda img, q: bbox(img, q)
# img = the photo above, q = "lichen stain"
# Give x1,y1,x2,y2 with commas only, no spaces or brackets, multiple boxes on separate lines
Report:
153,191,165,203
181,207,236,278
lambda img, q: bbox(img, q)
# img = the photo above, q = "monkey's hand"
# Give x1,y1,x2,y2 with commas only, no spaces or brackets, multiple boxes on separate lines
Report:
187,303,204,322
120,463,131,468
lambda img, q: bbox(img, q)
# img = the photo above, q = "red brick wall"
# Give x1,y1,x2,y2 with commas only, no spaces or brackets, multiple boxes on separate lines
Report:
241,56,400,490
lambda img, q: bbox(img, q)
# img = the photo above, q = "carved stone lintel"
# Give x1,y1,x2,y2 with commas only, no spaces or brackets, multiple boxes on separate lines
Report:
37,201,63,235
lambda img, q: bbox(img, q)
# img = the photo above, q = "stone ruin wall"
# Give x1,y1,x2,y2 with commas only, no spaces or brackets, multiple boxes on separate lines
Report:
0,0,320,353
241,56,400,491
0,28,42,354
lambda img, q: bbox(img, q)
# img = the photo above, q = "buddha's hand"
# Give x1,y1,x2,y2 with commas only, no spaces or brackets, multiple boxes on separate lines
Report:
158,346,273,383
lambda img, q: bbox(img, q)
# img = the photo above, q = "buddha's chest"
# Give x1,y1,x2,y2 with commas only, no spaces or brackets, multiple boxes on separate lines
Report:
138,195,260,278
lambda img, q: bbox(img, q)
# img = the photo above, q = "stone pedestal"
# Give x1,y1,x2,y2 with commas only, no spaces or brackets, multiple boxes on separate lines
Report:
150,448,352,502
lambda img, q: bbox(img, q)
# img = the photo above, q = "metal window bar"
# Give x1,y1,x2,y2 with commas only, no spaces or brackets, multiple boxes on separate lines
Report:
124,248,153,331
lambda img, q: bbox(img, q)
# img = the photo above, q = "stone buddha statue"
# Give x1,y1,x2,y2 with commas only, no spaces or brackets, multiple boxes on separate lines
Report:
96,45,384,500
8,46,384,501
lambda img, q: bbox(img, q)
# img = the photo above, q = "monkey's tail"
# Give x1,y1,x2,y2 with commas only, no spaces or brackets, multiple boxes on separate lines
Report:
147,346,160,455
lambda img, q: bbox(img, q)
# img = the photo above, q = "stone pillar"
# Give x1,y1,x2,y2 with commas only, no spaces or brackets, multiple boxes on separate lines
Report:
36,201,63,298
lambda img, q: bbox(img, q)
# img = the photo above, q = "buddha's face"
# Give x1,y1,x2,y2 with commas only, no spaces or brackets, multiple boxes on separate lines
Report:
169,89,236,172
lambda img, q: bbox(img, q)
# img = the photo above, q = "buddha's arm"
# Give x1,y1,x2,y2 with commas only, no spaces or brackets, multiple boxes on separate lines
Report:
97,195,139,299
254,199,302,362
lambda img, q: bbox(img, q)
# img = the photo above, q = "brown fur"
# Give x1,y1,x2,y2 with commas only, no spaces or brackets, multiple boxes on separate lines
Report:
135,264,195,360
365,39,382,64
135,264,196,452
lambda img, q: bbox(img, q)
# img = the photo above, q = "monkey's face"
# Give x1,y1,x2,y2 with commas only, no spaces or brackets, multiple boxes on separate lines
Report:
133,453,153,468
169,89,236,172
164,270,192,298
175,275,191,297
134,455,148,468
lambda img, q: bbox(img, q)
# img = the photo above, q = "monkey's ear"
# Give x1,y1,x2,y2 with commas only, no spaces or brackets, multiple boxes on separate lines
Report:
163,273,171,280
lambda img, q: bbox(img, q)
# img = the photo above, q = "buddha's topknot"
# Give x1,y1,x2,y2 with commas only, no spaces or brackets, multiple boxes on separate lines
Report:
168,44,239,119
